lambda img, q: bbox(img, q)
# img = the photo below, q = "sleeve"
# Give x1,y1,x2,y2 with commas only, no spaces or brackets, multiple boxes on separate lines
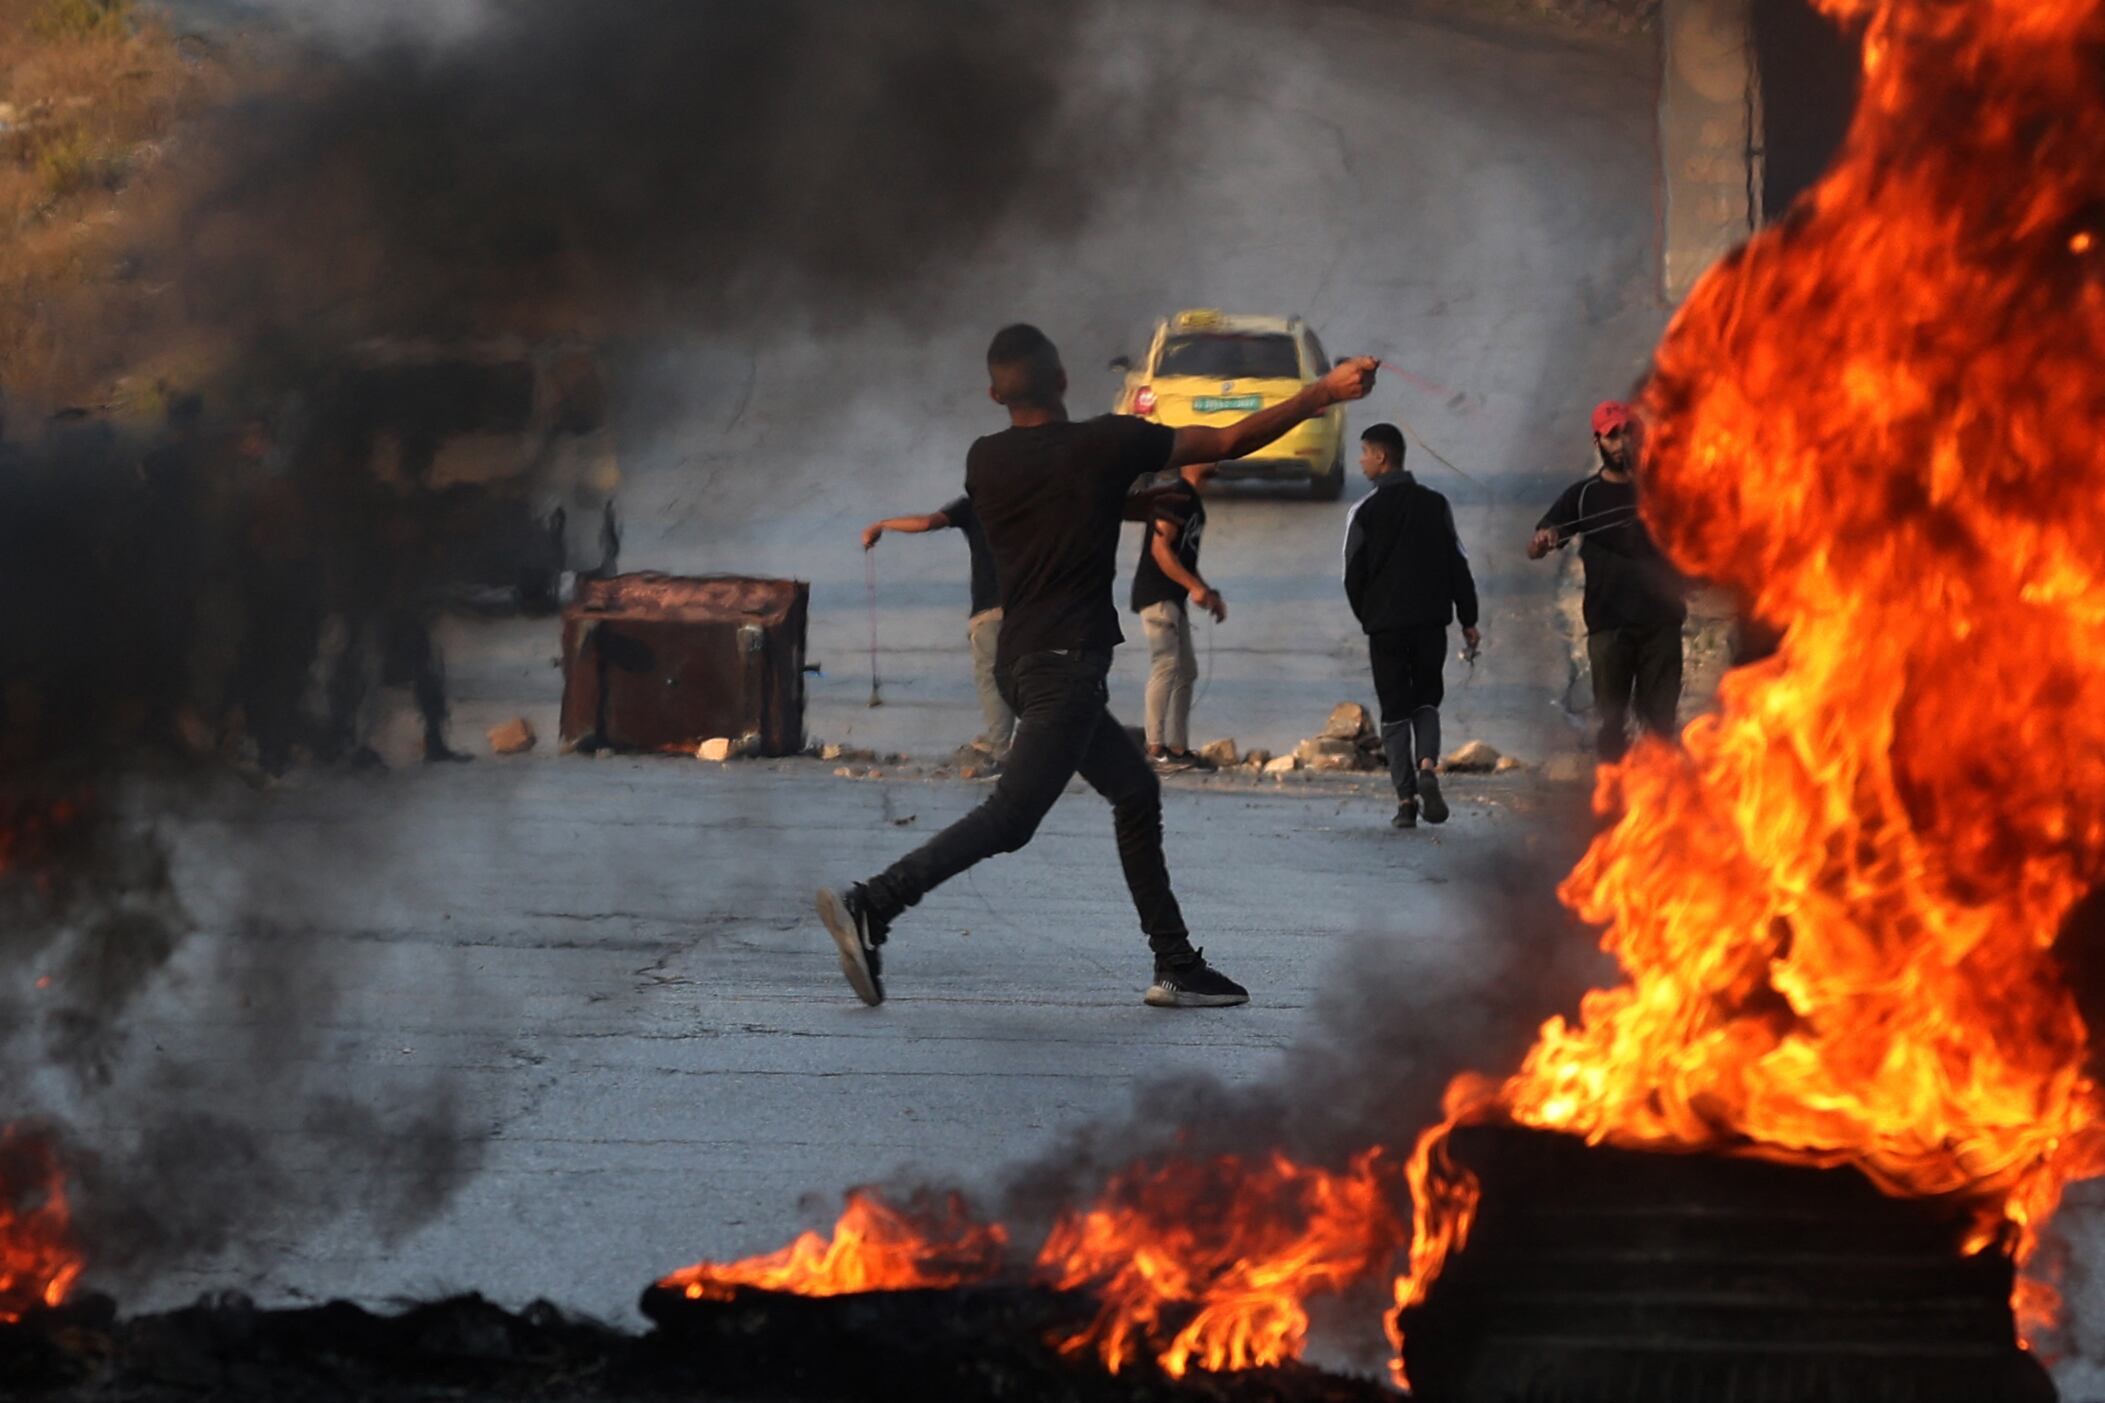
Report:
1113,416,1177,489
1443,497,1479,629
1342,495,1372,625
1537,480,1586,539
940,495,973,531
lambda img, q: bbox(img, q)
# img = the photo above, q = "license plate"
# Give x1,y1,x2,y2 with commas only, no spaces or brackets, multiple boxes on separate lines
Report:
1192,394,1263,413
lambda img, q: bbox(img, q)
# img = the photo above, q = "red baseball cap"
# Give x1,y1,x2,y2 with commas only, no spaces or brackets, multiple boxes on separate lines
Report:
1592,400,1638,436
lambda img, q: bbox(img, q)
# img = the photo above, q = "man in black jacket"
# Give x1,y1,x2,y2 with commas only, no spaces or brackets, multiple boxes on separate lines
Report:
1528,401,1685,760
1344,424,1480,829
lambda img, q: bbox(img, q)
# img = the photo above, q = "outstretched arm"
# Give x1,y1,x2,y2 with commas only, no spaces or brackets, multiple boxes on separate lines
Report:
862,511,951,550
1167,357,1378,468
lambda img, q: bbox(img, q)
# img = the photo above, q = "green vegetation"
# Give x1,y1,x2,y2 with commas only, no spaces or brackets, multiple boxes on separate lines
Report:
30,0,130,42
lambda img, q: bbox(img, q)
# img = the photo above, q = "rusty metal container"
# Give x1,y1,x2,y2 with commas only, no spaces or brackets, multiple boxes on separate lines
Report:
559,573,808,756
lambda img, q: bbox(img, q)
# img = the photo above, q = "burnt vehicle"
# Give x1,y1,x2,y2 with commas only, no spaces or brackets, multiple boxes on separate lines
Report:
320,338,622,614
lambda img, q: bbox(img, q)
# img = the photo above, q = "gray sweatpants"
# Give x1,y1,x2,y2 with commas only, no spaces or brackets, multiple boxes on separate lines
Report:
967,607,1016,747
1139,600,1198,751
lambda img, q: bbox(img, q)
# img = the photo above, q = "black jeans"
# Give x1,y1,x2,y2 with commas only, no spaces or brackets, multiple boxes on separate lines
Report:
1368,625,1447,799
864,648,1191,957
1587,622,1682,760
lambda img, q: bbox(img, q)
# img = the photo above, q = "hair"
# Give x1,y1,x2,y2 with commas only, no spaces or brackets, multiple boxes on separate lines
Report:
1361,422,1405,467
987,323,1064,408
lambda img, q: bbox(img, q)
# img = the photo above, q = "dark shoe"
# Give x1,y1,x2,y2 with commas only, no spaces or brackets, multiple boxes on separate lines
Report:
425,743,475,764
1180,750,1218,773
345,745,388,772
1416,768,1449,824
1391,798,1418,829
1150,751,1197,773
1144,947,1249,1008
817,884,888,1006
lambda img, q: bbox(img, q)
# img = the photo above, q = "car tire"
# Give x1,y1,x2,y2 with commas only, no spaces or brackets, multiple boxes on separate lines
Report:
1311,451,1346,501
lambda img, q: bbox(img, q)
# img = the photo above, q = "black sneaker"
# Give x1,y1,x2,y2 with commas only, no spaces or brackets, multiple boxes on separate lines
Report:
1150,751,1197,773
1416,768,1449,824
816,884,888,1006
1391,798,1418,829
1144,948,1249,1008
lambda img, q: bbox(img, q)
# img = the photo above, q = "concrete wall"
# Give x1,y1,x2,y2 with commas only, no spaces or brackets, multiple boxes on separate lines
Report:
1658,0,1758,301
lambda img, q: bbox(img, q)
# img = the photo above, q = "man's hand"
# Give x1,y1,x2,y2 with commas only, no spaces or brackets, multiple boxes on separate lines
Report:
861,523,885,550
1527,528,1560,559
1463,625,1481,654
1317,356,1380,407
1191,586,1227,623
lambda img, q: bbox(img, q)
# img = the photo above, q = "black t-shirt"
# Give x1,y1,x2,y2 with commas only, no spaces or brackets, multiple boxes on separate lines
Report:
1130,478,1205,613
964,415,1176,666
939,494,1001,616
1537,471,1688,630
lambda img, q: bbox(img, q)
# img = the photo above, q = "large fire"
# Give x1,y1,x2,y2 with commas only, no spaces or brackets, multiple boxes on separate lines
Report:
0,1126,86,1322
1391,0,2105,1372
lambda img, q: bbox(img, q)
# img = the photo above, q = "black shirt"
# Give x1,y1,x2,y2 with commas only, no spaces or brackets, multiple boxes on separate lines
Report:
1130,477,1205,613
1342,471,1477,632
939,494,1001,616
965,414,1176,666
1536,470,1687,630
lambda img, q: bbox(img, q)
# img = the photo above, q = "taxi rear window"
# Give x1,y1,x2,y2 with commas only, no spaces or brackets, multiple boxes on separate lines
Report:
1156,334,1301,380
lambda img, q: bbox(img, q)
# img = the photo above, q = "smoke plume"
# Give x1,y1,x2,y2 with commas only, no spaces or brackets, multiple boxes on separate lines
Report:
0,0,1177,1305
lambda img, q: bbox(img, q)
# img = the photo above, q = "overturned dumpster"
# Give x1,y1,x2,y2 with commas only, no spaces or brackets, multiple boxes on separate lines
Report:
560,574,808,757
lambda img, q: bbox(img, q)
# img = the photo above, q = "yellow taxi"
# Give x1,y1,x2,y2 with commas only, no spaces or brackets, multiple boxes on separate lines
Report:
1110,309,1349,499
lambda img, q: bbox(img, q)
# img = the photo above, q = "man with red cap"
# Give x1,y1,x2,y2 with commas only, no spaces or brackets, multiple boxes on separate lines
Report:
1528,401,1686,760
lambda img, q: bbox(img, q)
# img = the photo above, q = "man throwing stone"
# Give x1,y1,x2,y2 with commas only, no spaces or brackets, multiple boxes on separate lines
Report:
819,325,1377,1008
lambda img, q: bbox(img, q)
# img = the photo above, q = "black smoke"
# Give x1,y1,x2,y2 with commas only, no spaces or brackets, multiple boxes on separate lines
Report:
173,0,1174,342
0,0,1182,1307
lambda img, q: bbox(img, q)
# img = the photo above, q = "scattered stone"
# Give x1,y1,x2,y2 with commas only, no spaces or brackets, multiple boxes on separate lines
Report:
833,766,855,778
1242,749,1272,769
697,737,738,762
1443,740,1502,772
1198,738,1240,768
1297,737,1373,772
1320,701,1374,742
1495,755,1527,773
959,765,981,780
1263,755,1301,776
487,717,537,755
825,744,878,763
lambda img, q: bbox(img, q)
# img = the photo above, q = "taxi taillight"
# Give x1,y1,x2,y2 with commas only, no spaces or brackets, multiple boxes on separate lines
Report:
1132,385,1157,416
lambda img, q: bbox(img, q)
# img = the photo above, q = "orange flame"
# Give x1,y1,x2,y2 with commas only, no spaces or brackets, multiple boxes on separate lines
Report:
0,1126,86,1322
1034,1149,1403,1378
658,1189,1007,1301
1392,0,2105,1376
661,1153,1403,1377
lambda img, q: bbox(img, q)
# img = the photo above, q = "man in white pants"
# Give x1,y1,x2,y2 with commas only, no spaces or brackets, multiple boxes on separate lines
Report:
863,497,1016,755
1130,461,1224,772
